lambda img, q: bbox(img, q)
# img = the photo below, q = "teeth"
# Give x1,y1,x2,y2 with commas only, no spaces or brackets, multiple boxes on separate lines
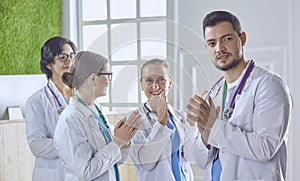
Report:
152,91,161,95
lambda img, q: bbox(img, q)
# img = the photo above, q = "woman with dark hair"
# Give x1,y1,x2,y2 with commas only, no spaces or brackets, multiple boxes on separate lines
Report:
54,51,141,180
26,36,77,181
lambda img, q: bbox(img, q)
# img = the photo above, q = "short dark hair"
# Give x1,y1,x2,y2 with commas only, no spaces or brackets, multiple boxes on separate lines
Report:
202,10,242,38
40,36,77,79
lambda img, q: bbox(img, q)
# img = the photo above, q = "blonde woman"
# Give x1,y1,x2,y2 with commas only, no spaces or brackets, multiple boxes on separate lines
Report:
129,59,201,181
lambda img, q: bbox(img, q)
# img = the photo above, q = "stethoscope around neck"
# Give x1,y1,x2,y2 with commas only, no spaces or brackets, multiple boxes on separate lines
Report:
143,103,155,122
208,60,255,119
47,82,68,115
224,60,254,119
143,102,177,125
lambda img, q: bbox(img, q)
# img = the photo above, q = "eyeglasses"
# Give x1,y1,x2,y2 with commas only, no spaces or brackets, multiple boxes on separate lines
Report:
97,72,113,81
56,53,76,62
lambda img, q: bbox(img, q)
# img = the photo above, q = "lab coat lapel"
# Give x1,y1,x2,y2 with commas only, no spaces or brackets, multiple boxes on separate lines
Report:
48,80,68,107
234,65,255,103
242,66,255,91
168,105,184,146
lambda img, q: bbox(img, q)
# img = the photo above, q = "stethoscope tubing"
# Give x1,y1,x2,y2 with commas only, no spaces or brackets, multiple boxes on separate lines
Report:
143,103,153,122
47,82,63,107
228,60,255,109
208,60,255,119
47,82,66,114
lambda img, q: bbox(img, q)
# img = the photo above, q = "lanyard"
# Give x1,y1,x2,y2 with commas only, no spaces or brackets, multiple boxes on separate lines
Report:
47,82,69,115
223,60,255,119
74,95,111,143
74,95,120,181
221,82,228,115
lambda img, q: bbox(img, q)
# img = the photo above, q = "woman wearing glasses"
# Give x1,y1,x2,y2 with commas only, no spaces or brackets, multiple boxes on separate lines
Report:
129,59,201,181
26,36,77,181
54,51,141,181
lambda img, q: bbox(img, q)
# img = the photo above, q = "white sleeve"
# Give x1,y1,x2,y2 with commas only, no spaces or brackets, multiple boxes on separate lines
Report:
129,113,173,171
26,94,59,159
54,116,122,180
182,118,210,169
208,74,292,162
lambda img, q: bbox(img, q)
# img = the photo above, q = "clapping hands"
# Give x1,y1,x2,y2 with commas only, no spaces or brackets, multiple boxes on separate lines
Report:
113,111,141,148
185,90,220,147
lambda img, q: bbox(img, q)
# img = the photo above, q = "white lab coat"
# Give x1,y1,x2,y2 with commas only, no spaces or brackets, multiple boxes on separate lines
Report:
26,80,67,181
194,65,293,181
129,103,201,181
54,98,128,181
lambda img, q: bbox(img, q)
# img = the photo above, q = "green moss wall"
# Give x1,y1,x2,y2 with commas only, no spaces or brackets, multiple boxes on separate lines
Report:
0,0,61,75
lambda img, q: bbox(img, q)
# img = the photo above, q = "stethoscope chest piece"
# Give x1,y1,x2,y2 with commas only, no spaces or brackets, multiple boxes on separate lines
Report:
222,60,255,120
223,108,233,119
58,107,64,115
47,82,68,115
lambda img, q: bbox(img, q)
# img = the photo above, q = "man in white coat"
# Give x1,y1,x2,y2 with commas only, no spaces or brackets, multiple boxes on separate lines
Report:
186,10,293,181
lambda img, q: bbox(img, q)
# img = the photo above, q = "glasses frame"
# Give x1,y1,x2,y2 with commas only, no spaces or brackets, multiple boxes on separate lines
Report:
56,52,76,62
97,72,113,81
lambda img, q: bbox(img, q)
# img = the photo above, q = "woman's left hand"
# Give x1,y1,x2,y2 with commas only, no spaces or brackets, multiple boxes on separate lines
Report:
113,111,141,148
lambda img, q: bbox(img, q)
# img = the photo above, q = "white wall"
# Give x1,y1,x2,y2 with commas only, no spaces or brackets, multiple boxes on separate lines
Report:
0,74,47,119
174,0,299,180
291,0,300,179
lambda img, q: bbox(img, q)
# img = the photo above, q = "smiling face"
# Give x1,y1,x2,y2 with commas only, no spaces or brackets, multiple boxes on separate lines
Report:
47,43,75,81
140,64,172,100
204,21,246,71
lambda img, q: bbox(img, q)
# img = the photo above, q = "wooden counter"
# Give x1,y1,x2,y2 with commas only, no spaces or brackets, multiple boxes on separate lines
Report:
0,119,34,181
0,118,137,181
0,119,203,181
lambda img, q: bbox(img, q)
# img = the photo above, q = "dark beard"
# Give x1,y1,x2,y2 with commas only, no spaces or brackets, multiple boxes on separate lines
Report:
215,58,241,71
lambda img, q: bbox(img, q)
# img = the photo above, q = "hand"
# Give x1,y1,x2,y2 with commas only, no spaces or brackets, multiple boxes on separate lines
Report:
113,111,141,148
185,91,220,147
185,91,209,130
149,92,168,126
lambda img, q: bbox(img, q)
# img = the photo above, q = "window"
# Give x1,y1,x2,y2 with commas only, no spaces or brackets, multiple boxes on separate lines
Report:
70,0,167,113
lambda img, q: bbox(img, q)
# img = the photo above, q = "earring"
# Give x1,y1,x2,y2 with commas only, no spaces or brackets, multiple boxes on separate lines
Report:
91,76,96,86
92,74,97,81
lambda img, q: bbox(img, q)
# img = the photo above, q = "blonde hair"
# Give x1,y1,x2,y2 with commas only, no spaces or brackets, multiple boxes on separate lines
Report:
62,51,108,89
140,58,172,81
